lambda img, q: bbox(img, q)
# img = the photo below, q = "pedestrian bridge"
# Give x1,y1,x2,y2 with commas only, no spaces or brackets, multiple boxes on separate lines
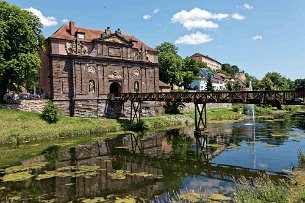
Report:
108,90,305,105
107,90,305,136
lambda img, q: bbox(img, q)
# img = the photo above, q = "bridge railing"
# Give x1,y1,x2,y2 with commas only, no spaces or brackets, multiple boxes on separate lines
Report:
108,90,305,105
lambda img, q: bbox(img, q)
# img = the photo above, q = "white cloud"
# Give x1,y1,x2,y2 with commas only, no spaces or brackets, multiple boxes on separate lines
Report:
25,7,58,27
62,19,69,23
253,35,263,40
231,13,246,20
183,20,219,30
153,9,160,14
143,14,152,20
243,3,254,10
175,32,213,45
171,8,229,30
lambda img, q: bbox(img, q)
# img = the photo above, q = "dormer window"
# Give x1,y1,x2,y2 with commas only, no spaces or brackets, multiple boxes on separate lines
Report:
77,32,85,40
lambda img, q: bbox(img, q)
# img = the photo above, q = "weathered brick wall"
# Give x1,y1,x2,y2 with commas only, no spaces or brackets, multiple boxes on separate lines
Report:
0,100,48,113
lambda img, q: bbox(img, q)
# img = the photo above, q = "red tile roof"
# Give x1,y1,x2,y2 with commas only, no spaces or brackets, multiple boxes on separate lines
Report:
159,80,171,87
49,24,157,52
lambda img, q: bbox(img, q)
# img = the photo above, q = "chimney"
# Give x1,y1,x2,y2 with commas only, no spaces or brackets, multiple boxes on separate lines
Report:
69,21,75,36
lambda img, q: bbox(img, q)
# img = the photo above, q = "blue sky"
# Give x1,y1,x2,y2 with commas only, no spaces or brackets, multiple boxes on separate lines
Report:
7,0,305,80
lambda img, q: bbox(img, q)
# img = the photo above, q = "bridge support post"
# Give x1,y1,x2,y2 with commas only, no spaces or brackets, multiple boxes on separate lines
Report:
130,101,141,123
194,103,207,133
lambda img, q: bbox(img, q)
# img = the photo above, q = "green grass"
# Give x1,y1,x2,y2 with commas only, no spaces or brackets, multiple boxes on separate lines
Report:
0,109,122,144
0,108,244,167
234,152,305,203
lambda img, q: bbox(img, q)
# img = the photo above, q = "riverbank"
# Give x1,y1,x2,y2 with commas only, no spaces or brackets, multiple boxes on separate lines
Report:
0,108,243,166
0,108,245,145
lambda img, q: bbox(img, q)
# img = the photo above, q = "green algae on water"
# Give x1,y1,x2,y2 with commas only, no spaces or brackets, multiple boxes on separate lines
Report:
2,171,33,182
5,162,47,173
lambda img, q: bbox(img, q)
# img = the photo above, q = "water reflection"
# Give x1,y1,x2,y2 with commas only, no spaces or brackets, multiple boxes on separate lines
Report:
0,112,304,202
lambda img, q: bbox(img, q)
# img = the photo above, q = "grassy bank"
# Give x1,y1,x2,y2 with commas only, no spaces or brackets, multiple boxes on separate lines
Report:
0,108,243,166
0,108,244,145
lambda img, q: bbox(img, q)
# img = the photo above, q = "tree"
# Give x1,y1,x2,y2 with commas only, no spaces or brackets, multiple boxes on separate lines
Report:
260,72,292,90
158,52,183,86
181,57,200,89
295,79,305,91
221,64,240,78
0,1,44,100
156,42,178,55
156,43,183,86
206,75,214,92
226,82,233,92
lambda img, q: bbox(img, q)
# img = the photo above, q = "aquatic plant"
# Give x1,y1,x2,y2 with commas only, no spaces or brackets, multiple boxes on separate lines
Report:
2,171,33,182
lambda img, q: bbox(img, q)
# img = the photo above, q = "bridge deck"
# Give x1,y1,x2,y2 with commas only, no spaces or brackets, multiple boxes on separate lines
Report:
108,91,305,105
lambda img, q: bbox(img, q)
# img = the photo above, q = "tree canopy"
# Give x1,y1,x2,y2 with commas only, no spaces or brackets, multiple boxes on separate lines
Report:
0,1,44,99
295,79,305,91
260,72,294,90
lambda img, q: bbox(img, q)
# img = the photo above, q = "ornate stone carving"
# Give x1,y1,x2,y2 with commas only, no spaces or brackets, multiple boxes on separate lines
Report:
66,41,76,55
139,44,148,61
77,42,87,55
115,28,122,35
108,71,122,79
133,69,140,77
101,27,112,38
87,65,96,74
65,41,87,55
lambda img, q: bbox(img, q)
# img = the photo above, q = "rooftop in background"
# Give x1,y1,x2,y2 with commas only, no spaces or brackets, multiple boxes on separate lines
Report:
200,68,220,80
191,53,222,71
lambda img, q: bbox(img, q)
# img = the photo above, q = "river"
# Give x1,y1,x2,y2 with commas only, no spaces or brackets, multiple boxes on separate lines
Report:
0,112,304,202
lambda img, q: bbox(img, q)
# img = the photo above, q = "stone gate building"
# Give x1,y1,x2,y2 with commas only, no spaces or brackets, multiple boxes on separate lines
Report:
39,21,160,117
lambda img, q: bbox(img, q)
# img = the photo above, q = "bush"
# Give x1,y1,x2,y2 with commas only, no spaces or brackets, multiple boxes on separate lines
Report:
164,102,185,114
129,120,148,132
232,104,241,113
41,100,59,124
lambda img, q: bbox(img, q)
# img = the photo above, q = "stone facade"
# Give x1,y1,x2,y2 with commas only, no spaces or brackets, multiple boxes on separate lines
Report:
39,22,159,118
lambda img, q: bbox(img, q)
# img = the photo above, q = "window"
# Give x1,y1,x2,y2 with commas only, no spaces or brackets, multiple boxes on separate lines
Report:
77,32,85,40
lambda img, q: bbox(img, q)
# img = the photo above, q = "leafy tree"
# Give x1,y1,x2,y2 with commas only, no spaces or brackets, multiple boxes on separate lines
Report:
181,57,200,89
158,52,183,85
0,1,44,100
156,42,178,55
206,75,214,92
261,77,274,90
226,82,233,92
260,72,292,90
221,64,240,78
295,79,305,91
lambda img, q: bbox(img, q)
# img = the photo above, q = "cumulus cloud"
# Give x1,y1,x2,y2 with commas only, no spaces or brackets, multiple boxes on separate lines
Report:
143,14,152,20
153,9,160,14
25,7,58,27
231,13,246,20
183,20,219,30
62,19,69,23
171,8,236,30
243,3,254,10
175,32,213,45
253,35,263,40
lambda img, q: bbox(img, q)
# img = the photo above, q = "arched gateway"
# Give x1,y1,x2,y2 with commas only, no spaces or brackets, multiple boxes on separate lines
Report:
109,82,121,94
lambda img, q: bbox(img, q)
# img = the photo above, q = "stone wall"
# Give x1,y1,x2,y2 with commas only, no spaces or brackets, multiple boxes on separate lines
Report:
182,102,232,112
0,100,48,113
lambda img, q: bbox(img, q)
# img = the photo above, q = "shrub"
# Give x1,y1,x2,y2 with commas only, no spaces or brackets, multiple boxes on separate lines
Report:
232,104,241,113
41,100,59,124
129,120,148,132
164,102,185,114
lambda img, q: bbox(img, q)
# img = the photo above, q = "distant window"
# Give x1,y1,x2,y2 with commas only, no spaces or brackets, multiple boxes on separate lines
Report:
77,32,85,40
